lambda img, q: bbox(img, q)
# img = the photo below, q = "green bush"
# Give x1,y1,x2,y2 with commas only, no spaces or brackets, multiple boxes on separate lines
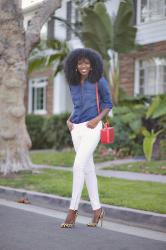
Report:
110,109,143,157
109,102,146,157
26,113,72,150
111,94,166,159
159,139,166,160
43,113,72,150
26,114,47,149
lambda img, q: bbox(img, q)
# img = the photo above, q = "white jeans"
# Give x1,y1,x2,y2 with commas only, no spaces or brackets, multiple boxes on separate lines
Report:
69,120,102,210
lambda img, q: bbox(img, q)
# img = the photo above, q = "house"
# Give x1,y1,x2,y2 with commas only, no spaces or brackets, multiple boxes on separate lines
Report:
120,0,166,96
22,0,166,116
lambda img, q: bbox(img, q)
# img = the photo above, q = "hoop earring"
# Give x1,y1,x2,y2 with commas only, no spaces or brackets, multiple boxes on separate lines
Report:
75,68,78,72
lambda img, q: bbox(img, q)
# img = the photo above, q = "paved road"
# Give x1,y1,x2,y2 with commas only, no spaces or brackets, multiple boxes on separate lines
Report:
0,200,166,250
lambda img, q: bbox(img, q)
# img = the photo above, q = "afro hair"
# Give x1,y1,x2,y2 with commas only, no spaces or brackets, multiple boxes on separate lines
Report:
64,48,103,85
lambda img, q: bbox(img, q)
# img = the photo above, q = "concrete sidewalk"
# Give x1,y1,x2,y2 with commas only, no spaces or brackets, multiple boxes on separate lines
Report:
32,162,166,183
96,169,166,183
95,157,145,169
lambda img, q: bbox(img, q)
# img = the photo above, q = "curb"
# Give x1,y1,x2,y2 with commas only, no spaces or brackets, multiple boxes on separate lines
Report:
0,186,166,233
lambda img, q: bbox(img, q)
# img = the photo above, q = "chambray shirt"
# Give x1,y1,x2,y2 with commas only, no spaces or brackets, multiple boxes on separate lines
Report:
69,76,113,124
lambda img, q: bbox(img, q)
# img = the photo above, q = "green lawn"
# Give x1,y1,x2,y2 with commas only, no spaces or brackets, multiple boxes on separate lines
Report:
30,149,114,167
0,168,165,214
103,161,166,175
30,150,75,167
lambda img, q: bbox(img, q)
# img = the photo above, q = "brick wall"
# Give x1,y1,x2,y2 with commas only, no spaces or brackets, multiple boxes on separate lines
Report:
119,41,166,96
24,68,54,116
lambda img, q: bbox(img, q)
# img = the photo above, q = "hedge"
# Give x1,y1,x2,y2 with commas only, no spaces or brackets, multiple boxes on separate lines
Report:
26,113,72,150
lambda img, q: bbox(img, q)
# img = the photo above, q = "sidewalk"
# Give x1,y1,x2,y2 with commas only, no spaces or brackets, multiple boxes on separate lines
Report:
95,158,145,169
96,170,166,183
32,158,166,183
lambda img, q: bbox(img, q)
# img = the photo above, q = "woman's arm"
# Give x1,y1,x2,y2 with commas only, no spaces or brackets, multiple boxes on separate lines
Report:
86,108,110,128
87,77,112,129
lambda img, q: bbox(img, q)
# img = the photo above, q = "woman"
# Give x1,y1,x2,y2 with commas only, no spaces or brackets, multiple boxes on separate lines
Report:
60,48,113,228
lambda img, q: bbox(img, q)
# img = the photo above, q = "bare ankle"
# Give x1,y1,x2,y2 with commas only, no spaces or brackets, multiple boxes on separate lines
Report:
69,209,78,214
64,209,78,223
93,208,102,213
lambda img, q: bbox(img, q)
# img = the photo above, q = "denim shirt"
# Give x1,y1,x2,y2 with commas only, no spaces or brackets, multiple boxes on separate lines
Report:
69,76,113,124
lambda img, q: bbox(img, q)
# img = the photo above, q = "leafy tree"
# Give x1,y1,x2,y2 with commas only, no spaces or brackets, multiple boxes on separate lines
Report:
28,39,69,79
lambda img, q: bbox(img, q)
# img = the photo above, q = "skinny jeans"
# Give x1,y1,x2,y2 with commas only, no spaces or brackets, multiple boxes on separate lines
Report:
69,120,102,210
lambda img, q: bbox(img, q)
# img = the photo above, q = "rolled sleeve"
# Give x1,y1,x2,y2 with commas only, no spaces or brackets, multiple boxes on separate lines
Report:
98,77,113,110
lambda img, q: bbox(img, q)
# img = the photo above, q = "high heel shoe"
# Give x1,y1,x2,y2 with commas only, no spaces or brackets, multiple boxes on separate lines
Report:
87,208,105,227
60,210,78,228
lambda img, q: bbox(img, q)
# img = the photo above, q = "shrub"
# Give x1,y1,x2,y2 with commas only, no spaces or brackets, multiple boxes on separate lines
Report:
110,105,144,157
159,139,166,160
26,114,47,149
26,113,72,150
112,94,166,159
43,113,72,150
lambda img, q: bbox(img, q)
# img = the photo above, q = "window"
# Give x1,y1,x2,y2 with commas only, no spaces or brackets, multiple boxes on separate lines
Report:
135,58,166,95
138,0,166,24
29,78,48,114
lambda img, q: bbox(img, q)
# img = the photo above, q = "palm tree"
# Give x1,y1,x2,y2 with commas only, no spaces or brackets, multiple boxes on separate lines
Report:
28,39,69,79
80,0,137,104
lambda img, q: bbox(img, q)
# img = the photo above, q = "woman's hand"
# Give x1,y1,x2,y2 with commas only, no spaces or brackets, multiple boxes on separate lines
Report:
66,120,74,131
86,117,100,129
87,109,110,129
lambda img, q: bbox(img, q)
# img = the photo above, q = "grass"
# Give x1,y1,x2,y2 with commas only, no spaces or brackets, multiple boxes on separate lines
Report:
103,161,166,175
0,168,166,214
30,150,75,167
30,149,114,167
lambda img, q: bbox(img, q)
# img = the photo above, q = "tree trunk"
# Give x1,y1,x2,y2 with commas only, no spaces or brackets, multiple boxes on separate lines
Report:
0,0,61,175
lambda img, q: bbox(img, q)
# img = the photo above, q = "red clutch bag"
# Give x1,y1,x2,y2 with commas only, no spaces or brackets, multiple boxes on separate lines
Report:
96,83,114,144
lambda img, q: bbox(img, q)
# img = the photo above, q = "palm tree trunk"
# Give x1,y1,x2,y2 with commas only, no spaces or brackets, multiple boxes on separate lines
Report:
0,0,61,175
0,0,32,175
